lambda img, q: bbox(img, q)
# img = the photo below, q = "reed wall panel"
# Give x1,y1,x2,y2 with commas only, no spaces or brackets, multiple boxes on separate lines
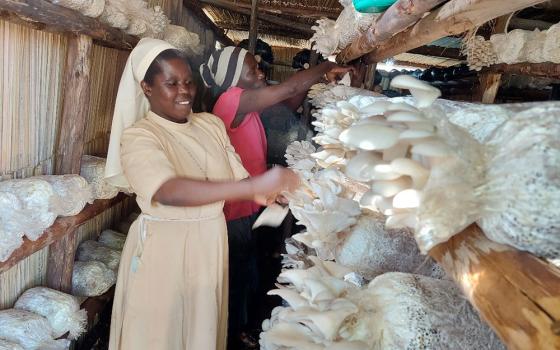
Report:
0,20,67,180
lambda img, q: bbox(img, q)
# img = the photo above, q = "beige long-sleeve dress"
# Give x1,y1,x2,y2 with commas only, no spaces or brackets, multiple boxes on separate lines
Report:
108,111,248,350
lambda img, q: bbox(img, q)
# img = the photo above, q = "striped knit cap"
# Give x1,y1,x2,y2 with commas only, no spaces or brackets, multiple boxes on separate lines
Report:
199,46,248,89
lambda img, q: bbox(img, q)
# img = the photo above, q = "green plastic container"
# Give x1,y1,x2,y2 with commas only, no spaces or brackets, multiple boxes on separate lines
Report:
353,0,397,13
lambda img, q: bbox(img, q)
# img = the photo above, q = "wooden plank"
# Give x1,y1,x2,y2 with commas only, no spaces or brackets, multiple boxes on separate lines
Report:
0,0,137,50
248,0,258,54
484,62,560,78
337,0,548,64
224,2,339,19
200,0,314,35
47,34,93,292
409,46,465,60
0,194,127,274
430,224,560,350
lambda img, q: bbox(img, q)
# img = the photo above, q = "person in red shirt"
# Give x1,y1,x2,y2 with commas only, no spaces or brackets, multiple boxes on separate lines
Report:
200,46,351,349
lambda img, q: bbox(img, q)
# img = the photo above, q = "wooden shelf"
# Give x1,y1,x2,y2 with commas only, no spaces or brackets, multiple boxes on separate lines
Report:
484,62,560,79
430,224,560,349
0,193,128,274
0,0,138,50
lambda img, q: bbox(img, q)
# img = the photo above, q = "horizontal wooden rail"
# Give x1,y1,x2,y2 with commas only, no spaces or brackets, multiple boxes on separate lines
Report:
430,224,560,350
484,62,560,79
0,0,138,50
337,0,547,64
0,193,128,274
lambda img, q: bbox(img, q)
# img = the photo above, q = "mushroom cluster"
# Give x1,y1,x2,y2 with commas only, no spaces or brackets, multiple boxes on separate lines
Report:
462,35,498,71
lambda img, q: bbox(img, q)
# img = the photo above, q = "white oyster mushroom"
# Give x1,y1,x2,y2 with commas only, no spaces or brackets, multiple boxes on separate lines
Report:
301,279,336,303
385,110,427,123
260,322,323,350
371,177,413,197
385,101,419,113
411,140,452,157
390,75,441,108
345,151,382,182
392,189,421,209
371,164,401,180
398,129,435,141
326,341,369,350
339,125,400,151
282,305,358,341
390,158,430,189
268,289,310,310
381,142,409,161
404,121,436,132
358,101,391,116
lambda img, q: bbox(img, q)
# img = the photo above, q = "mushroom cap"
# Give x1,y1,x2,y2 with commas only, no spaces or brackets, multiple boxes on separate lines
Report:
398,129,435,141
386,101,419,113
385,110,427,123
345,151,382,182
390,75,441,108
371,176,413,197
392,189,421,209
411,140,452,157
339,125,400,151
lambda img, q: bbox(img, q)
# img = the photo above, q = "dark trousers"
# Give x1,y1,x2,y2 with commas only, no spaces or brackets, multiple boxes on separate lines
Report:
226,213,259,340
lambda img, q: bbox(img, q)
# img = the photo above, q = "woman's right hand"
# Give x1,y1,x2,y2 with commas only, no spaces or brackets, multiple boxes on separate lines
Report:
251,167,300,199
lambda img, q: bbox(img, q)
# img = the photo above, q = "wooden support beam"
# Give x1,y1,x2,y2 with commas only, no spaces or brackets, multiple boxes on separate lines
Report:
510,17,553,30
430,225,560,349
248,0,258,54
409,46,465,60
474,72,502,103
200,0,313,35
225,2,339,19
337,0,548,64
0,0,137,50
337,0,447,63
182,0,234,46
47,34,93,293
364,62,378,90
0,195,126,274
484,62,560,79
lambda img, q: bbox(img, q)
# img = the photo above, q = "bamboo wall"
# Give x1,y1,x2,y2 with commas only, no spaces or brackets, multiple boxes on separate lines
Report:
0,20,67,180
0,0,219,308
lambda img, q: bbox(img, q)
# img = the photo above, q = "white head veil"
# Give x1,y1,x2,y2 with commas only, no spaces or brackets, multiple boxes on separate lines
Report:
104,38,175,190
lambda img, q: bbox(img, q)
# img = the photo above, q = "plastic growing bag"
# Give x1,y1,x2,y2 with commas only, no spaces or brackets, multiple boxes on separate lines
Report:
343,272,504,349
76,240,121,270
336,213,445,280
98,229,126,250
0,179,57,241
80,155,119,200
0,309,70,350
32,175,93,216
0,339,24,350
72,261,116,297
14,287,86,339
477,106,560,259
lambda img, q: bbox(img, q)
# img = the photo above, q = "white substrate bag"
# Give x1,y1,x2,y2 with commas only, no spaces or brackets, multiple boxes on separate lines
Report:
163,25,203,56
417,102,560,258
98,229,126,250
335,213,445,280
0,309,70,350
80,155,119,200
0,339,24,350
99,0,128,29
14,287,86,340
477,106,560,259
72,260,116,297
32,175,93,216
0,192,25,262
0,178,57,241
344,272,504,349
124,1,168,37
49,0,105,18
76,240,121,271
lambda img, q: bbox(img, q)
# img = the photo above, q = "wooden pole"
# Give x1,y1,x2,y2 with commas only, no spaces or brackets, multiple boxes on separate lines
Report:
248,0,258,55
47,34,93,292
364,62,378,91
337,0,548,64
430,225,560,349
